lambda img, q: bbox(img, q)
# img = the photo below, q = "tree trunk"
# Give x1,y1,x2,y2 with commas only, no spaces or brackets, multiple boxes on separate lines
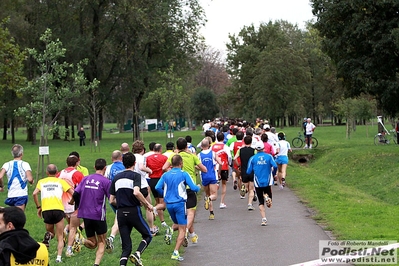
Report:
3,117,7,140
11,118,15,144
71,120,75,140
64,115,70,141
98,108,103,140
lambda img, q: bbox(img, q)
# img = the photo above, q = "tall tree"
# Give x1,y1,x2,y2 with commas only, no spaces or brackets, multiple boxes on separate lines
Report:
16,29,94,145
311,0,399,116
0,19,26,143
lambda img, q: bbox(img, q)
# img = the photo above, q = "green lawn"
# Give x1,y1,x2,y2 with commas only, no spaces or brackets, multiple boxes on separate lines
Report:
0,123,398,265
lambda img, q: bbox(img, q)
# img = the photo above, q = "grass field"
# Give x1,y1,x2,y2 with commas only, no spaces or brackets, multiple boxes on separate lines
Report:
0,123,398,265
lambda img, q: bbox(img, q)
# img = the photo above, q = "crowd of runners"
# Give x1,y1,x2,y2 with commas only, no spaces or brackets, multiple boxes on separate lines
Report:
0,117,299,266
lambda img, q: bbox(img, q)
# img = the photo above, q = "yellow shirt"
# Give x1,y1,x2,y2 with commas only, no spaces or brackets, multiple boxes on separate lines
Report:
11,242,49,265
36,177,71,211
77,165,89,176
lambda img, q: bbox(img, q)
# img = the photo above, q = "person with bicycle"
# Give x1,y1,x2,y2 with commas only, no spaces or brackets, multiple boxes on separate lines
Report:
304,118,316,149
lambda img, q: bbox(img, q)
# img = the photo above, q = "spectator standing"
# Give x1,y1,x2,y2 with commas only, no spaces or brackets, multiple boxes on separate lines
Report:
77,127,86,146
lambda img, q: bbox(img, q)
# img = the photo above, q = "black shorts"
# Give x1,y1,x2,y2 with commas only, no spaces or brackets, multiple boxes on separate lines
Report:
220,170,229,181
83,218,107,237
241,172,254,183
148,178,163,198
140,187,149,198
186,189,197,209
255,186,272,206
42,210,65,224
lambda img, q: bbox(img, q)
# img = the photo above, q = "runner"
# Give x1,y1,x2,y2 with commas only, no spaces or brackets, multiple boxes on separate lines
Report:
109,152,153,266
146,144,169,228
234,135,256,209
162,137,207,245
155,154,200,261
230,131,244,191
246,142,277,226
198,139,221,220
71,158,111,266
211,132,232,209
275,132,292,189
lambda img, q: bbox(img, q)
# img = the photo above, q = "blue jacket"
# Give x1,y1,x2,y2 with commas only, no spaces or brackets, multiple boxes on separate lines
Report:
155,168,200,204
246,152,277,188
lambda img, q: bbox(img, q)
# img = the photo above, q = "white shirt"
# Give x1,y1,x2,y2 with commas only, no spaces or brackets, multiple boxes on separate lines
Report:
2,160,31,198
305,122,316,135
134,153,149,188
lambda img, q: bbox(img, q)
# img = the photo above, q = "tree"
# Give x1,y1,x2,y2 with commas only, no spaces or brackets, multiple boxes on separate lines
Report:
16,29,94,145
191,87,219,122
311,0,399,116
0,19,26,143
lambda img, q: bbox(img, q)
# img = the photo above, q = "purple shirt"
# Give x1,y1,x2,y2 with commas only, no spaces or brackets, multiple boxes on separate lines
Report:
75,173,111,221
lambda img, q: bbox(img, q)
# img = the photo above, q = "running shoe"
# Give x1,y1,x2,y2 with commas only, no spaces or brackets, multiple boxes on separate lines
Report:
55,258,62,263
261,218,268,226
204,196,211,210
239,184,246,197
182,233,189,247
42,231,52,248
279,185,284,190
240,196,245,199
282,178,286,187
264,193,272,208
105,237,114,254
161,221,168,228
219,203,227,209
129,252,143,266
72,238,81,253
164,226,173,245
233,180,238,190
171,251,184,261
65,248,74,257
150,226,159,236
190,233,198,244
247,204,254,211
253,194,257,202
209,213,215,220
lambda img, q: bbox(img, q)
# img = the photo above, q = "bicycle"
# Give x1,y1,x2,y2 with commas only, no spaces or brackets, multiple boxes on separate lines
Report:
374,116,397,145
291,131,318,148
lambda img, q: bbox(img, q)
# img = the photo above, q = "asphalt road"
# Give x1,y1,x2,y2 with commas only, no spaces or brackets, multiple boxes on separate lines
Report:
180,182,332,266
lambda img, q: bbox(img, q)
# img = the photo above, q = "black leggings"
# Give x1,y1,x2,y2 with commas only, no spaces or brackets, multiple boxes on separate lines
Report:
117,206,152,259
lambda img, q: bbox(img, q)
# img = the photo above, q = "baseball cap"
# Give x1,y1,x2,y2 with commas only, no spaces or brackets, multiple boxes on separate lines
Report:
255,141,264,151
263,124,270,130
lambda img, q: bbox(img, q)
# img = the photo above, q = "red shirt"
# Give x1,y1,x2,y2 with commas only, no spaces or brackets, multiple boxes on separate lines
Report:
212,143,229,170
264,142,275,156
233,141,244,169
56,167,84,187
146,153,168,178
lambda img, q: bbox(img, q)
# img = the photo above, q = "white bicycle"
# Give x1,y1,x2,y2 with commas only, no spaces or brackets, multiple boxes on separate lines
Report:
374,116,397,145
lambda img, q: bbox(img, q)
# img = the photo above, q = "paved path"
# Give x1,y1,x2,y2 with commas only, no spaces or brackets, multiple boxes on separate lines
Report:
180,183,331,266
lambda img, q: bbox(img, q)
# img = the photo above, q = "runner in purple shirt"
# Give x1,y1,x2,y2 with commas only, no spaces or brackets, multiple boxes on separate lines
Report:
71,158,111,266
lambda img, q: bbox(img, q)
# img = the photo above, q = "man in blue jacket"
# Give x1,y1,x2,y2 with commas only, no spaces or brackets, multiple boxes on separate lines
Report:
246,142,277,226
155,154,200,262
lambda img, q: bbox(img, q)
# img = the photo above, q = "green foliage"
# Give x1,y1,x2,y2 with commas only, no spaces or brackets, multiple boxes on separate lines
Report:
311,0,399,115
15,29,97,145
0,18,26,96
190,87,219,121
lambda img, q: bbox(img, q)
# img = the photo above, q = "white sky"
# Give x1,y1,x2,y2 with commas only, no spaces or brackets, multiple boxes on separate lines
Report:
200,0,315,55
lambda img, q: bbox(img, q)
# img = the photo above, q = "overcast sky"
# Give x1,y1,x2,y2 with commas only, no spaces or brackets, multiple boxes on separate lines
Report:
200,0,315,55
